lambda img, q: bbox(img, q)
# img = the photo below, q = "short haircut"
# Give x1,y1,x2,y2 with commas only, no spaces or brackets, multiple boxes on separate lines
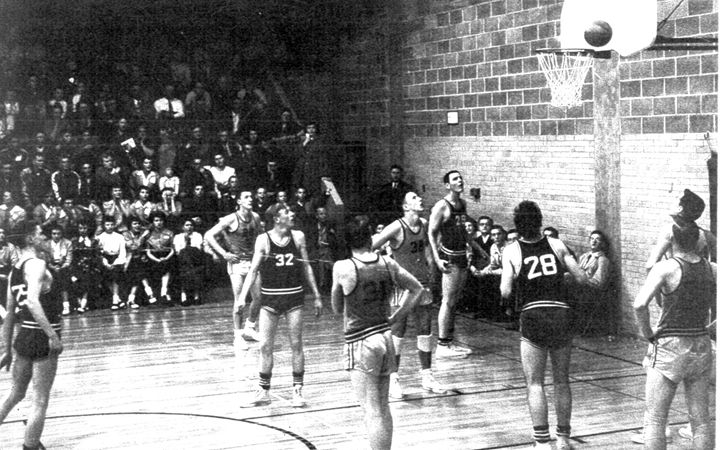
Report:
442,170,460,184
390,164,403,172
589,229,610,252
147,211,166,223
344,216,372,251
491,224,506,234
272,204,290,219
543,226,559,238
513,201,543,239
477,215,493,226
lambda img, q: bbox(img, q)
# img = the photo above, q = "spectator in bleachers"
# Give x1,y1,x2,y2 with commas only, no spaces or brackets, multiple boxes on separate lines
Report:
0,135,30,170
180,157,213,199
68,82,89,118
129,157,159,199
0,227,18,317
0,162,20,201
47,222,73,316
33,192,61,230
44,104,69,143
72,102,96,136
102,185,133,233
57,197,85,233
212,129,242,171
173,217,205,306
182,184,216,235
4,89,20,134
206,153,236,199
158,166,180,197
47,87,68,119
252,186,270,218
77,162,97,205
134,124,157,165
123,216,150,309
98,214,127,310
180,125,211,169
131,186,158,227
51,155,81,204
96,98,120,141
125,84,154,125
20,154,53,211
156,126,177,175
95,153,128,201
145,210,175,306
370,164,414,226
53,132,78,169
0,191,27,245
154,83,185,129
184,81,212,125
293,122,330,201
218,175,242,214
229,98,243,136
70,219,101,312
157,186,182,229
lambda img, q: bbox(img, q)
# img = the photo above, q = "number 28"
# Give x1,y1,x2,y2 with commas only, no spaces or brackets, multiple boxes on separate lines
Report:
524,254,558,279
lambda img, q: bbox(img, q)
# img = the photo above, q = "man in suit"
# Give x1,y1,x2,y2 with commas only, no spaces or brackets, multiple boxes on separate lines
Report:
372,164,414,226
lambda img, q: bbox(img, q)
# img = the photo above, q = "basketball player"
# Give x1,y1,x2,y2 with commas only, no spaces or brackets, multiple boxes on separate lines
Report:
238,205,323,408
372,191,448,398
635,221,715,450
0,225,63,450
204,189,264,351
500,201,588,450
332,216,423,450
428,170,474,356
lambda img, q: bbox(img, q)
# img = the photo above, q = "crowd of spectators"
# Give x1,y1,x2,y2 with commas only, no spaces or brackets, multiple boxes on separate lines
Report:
0,52,345,314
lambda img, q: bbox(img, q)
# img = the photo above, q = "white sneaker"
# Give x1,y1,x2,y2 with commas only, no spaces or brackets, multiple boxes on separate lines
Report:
556,437,574,450
435,343,470,358
530,442,552,450
242,327,260,342
630,428,673,444
291,386,306,407
129,302,139,309
678,424,692,440
234,336,249,351
240,388,271,408
62,305,71,316
421,372,448,394
389,375,404,399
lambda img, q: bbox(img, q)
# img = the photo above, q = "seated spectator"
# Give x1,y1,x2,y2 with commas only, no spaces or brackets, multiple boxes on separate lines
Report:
131,186,158,227
218,175,243,214
172,218,205,306
33,192,61,230
263,190,288,227
72,102,96,136
52,131,78,170
154,84,185,132
102,186,133,233
0,136,30,170
158,166,180,197
206,153,236,199
70,219,102,313
182,184,216,235
77,162,97,205
47,222,73,315
95,153,129,201
0,191,27,246
156,126,177,175
0,162,19,201
212,129,242,171
180,125,211,169
251,186,270,217
479,225,514,325
51,155,81,204
130,157,160,199
184,82,212,125
98,215,127,310
47,87,68,119
44,104,69,143
0,227,18,318
123,216,150,309
180,157,214,199
20,155,52,211
145,211,175,306
4,90,20,134
572,230,613,334
157,187,183,230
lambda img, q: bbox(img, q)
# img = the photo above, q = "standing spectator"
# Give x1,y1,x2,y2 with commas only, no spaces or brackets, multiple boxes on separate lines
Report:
156,126,177,175
307,206,337,295
292,122,330,201
51,155,81,204
371,165,414,226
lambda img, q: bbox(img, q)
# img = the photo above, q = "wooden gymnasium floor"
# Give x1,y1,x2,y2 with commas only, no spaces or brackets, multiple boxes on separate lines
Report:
0,291,715,450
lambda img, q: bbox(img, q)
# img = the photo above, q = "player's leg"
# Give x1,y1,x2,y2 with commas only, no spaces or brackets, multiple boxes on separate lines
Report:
23,355,59,449
683,373,712,450
243,274,262,342
287,306,307,407
389,313,408,400
550,344,573,449
228,268,248,350
521,340,552,449
437,265,469,357
240,308,279,408
350,370,393,450
642,368,677,450
0,354,33,424
415,298,448,393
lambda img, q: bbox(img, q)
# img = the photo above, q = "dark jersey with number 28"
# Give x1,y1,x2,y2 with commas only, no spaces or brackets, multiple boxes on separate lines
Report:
516,237,568,312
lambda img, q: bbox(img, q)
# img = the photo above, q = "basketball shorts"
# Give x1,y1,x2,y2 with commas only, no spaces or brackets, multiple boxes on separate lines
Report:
643,335,713,384
439,249,469,269
227,259,252,276
343,330,396,376
261,292,305,316
520,307,573,350
391,286,433,307
14,324,62,360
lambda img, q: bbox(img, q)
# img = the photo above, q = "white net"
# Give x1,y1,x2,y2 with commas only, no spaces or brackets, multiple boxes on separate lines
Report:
537,50,593,107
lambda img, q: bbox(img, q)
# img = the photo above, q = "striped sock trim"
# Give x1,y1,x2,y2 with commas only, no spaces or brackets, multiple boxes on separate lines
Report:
292,371,304,387
533,425,550,443
259,372,272,390
556,425,571,438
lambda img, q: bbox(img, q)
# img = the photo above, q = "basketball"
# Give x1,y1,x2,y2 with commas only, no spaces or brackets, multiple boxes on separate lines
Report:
584,20,613,47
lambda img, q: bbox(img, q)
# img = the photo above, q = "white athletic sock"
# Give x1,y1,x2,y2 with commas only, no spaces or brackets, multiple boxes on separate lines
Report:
245,320,256,331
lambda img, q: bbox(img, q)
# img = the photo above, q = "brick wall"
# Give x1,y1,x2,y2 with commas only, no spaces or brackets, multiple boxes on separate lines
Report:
335,0,717,335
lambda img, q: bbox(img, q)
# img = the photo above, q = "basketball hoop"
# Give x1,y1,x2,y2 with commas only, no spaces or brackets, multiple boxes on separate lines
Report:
536,49,594,107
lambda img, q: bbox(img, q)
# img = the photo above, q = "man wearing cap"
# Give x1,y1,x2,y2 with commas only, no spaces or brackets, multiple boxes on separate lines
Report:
646,189,716,270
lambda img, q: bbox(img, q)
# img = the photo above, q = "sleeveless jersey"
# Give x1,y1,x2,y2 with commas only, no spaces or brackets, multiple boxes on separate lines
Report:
656,258,716,338
225,212,262,261
439,199,468,256
391,218,430,285
260,232,304,297
10,258,62,330
516,237,568,311
343,255,393,343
